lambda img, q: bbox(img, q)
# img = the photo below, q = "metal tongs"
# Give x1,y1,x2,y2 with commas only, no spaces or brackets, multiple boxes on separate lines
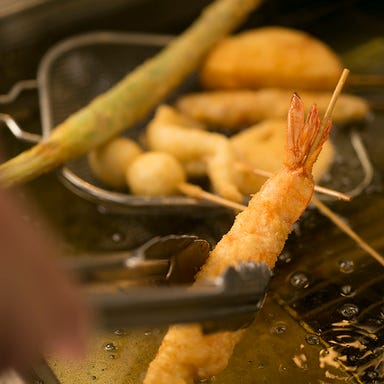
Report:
69,235,272,333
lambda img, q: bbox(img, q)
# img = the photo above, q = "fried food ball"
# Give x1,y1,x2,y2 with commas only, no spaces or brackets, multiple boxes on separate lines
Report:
231,119,334,194
201,27,343,91
88,137,143,189
127,151,186,196
176,89,370,129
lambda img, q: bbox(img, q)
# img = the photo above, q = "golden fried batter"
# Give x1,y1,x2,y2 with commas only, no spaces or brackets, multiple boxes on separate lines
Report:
177,88,369,129
146,105,243,202
88,137,142,189
200,27,343,91
145,95,332,384
231,119,334,194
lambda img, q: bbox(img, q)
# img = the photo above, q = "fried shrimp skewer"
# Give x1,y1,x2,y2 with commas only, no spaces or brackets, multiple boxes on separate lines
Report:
144,94,332,384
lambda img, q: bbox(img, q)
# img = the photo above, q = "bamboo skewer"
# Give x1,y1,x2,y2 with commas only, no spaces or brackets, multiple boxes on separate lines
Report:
236,162,351,201
178,182,247,211
324,69,350,116
238,69,352,202
315,69,349,150
241,167,384,265
160,172,383,269
192,173,384,266
312,196,384,267
0,0,262,187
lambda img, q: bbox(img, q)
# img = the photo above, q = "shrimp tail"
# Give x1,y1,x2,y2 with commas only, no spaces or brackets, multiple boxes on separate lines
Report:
285,93,332,175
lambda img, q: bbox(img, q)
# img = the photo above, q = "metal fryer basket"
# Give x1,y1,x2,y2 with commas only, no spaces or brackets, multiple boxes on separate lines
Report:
0,32,372,213
41,31,220,213
1,32,226,214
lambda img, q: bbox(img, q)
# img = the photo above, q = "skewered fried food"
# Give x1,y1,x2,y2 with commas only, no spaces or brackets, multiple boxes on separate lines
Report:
176,88,369,129
0,0,263,187
146,105,243,203
127,151,246,211
127,151,186,196
144,93,333,384
143,105,208,178
86,130,244,210
231,119,334,194
200,26,343,91
88,137,142,189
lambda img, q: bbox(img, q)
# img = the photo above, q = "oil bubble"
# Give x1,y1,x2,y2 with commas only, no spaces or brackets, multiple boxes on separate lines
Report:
113,329,126,336
290,271,309,289
271,322,287,335
279,251,292,263
97,205,108,214
305,334,320,345
197,377,215,383
366,370,379,380
104,342,117,352
339,259,354,273
112,232,124,243
348,354,359,363
90,376,97,381
278,364,288,374
340,285,356,297
338,303,359,319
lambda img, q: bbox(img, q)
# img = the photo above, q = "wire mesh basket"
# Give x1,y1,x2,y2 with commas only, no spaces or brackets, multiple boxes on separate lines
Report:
0,32,373,213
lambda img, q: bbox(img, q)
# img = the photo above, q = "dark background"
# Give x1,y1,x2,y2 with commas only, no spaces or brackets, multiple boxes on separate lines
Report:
1,0,384,92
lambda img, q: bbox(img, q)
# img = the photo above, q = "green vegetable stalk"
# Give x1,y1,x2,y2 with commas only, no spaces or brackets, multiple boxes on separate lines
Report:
0,0,262,186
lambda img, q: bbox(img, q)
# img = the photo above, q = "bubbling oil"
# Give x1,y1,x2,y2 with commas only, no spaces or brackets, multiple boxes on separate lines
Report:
320,314,384,382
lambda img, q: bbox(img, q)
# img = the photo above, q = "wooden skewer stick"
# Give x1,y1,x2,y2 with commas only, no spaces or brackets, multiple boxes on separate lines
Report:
236,69,352,203
235,162,352,202
312,196,384,267
310,69,384,266
315,68,349,152
178,182,247,211
186,176,382,265
325,69,350,118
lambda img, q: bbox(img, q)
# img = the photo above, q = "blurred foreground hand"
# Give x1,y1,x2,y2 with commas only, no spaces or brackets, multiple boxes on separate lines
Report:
0,188,89,373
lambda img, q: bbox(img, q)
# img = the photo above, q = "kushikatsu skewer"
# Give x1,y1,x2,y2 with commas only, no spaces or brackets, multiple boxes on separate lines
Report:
234,164,382,265
144,71,348,384
124,150,245,211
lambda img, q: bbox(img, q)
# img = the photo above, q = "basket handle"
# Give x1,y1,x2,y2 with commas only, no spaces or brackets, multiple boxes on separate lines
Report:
0,79,42,143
